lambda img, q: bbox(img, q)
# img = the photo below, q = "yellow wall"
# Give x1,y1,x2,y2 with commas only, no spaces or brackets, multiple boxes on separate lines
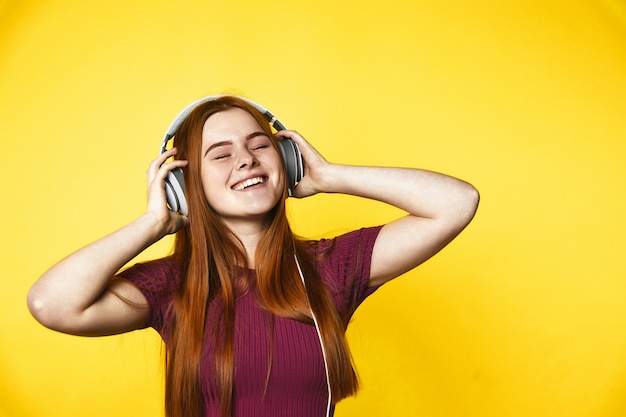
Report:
1,0,625,416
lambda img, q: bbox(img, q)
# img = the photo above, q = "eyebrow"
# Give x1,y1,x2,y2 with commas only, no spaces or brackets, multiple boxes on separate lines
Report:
203,131,269,157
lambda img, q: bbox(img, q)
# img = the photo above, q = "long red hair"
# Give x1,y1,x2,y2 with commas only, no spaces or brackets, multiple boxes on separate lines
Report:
166,96,358,417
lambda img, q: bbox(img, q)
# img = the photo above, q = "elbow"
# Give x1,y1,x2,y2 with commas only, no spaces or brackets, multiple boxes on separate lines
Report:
466,183,480,217
454,182,480,229
27,286,65,331
27,286,50,327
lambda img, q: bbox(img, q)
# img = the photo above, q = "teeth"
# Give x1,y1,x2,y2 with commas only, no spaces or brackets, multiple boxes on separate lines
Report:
233,176,264,191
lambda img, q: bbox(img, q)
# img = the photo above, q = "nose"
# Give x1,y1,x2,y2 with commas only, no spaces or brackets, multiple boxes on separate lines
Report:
237,149,259,170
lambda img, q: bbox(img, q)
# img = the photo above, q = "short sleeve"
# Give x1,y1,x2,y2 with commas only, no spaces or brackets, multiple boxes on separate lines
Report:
116,257,181,337
312,226,383,320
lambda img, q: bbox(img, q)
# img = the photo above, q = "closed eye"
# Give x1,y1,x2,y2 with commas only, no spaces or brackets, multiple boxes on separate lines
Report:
204,132,270,160
250,136,272,152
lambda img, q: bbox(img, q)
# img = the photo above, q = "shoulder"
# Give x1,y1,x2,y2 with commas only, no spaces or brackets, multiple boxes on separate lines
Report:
116,256,182,334
117,256,182,297
306,226,383,314
309,226,383,265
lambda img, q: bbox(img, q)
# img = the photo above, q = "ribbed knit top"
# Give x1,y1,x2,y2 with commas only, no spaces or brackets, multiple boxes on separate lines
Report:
119,226,382,417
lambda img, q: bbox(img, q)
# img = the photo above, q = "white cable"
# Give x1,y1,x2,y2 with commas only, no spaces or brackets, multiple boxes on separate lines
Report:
294,254,332,417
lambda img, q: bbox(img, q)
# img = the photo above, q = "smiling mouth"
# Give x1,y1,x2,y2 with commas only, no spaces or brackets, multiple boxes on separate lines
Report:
232,176,266,191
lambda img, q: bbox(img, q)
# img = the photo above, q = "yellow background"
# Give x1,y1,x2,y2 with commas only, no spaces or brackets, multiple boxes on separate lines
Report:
1,0,625,416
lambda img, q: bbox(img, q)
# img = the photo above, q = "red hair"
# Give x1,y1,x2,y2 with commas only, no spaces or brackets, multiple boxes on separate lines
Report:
166,96,358,417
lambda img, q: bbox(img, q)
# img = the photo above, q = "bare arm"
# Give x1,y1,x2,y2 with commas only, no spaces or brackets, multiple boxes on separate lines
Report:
27,149,188,336
276,130,479,287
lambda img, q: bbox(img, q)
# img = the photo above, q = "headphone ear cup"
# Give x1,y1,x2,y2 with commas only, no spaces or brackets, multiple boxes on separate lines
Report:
164,167,188,215
277,138,304,193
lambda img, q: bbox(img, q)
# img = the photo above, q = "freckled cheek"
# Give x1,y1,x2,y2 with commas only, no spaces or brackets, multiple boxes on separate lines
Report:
267,154,286,185
274,167,285,186
200,166,230,199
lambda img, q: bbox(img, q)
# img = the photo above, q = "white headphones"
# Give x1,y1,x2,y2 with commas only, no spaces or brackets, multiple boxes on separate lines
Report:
159,95,304,215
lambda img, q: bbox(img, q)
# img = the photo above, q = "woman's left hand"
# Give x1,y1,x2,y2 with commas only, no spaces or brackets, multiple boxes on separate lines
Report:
274,130,332,198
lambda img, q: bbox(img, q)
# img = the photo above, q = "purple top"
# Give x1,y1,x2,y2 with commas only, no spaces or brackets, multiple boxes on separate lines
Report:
119,226,382,417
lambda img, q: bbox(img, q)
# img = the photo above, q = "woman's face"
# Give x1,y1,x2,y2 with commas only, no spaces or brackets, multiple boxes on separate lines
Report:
200,107,285,226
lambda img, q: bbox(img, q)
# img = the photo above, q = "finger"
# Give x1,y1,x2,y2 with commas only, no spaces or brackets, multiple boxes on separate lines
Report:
149,164,184,193
152,147,178,168
147,151,187,184
274,130,302,141
155,159,188,180
147,148,181,175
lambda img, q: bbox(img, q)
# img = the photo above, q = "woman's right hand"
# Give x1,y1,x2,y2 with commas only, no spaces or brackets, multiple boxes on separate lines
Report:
145,148,189,236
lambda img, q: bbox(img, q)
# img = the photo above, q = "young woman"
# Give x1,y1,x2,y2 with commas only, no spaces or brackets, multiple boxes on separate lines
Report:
28,95,479,417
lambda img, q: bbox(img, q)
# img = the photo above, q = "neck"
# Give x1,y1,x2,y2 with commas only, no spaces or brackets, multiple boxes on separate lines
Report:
222,217,270,268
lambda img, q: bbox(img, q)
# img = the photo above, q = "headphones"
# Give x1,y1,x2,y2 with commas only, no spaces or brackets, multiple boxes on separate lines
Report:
159,95,305,215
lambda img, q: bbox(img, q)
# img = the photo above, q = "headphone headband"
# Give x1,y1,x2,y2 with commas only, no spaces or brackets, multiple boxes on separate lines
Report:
159,95,286,154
